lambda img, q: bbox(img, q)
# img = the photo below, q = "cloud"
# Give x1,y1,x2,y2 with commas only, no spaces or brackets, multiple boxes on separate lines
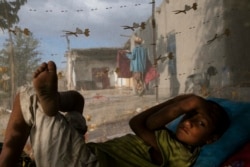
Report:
17,0,158,37
0,0,162,67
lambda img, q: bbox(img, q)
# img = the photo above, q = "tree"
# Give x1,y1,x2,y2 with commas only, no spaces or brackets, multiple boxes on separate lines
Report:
0,0,27,30
0,28,41,89
0,0,27,106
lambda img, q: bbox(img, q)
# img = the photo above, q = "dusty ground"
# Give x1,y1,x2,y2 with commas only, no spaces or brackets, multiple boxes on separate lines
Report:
1,86,250,143
0,87,169,143
80,88,168,142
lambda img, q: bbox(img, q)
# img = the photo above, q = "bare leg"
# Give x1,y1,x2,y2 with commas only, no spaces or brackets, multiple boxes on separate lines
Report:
0,93,31,167
0,61,59,166
33,61,59,116
0,61,85,167
33,61,85,114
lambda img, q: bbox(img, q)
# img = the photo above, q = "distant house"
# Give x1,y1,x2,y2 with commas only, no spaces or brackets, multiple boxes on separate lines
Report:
66,48,122,90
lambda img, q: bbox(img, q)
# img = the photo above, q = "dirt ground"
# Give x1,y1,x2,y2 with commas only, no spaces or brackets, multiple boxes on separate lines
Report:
0,87,169,143
79,88,168,142
1,86,250,143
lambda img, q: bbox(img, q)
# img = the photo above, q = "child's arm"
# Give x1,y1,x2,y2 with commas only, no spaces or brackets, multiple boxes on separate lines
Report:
0,93,31,167
146,94,207,130
129,94,207,165
129,94,206,149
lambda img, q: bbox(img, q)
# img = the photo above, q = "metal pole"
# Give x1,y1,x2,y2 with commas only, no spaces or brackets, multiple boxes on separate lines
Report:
152,0,158,102
65,35,70,51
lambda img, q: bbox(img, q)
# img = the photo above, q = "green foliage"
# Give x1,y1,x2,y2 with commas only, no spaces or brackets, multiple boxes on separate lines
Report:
0,0,27,30
0,29,41,88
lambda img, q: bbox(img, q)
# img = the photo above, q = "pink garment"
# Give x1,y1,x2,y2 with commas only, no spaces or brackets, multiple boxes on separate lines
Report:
144,65,159,85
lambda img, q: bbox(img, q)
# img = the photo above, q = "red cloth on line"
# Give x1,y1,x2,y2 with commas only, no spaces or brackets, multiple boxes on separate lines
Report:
116,50,132,78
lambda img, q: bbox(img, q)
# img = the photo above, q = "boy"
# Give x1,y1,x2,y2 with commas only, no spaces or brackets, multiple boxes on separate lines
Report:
0,61,230,167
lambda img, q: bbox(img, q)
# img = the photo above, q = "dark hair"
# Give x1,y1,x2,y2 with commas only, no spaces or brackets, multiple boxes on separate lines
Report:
206,100,230,137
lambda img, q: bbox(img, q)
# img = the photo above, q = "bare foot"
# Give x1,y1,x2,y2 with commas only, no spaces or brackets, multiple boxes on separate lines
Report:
33,61,59,116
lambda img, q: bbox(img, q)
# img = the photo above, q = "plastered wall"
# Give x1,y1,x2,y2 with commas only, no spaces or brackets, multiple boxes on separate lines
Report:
133,0,250,100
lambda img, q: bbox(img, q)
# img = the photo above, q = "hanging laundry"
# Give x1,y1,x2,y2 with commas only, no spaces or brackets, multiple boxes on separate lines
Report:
116,50,132,78
144,66,159,85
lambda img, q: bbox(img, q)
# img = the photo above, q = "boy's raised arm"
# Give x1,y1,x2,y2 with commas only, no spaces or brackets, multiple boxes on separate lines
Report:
146,94,206,130
129,94,205,148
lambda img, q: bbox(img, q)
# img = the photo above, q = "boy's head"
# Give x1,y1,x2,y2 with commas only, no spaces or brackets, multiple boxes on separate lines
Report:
176,100,230,146
204,100,230,137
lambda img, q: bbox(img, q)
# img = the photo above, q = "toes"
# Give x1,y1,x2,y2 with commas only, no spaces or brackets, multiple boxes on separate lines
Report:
33,61,56,78
47,61,57,72
33,62,47,77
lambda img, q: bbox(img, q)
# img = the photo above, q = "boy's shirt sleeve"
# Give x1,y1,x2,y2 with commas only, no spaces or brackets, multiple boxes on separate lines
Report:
156,129,200,167
87,134,159,167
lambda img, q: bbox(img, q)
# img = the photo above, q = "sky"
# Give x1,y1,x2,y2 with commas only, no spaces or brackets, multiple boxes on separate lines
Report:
0,0,162,68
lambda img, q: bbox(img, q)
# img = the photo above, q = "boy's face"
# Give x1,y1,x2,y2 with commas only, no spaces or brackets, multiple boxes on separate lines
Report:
175,111,216,146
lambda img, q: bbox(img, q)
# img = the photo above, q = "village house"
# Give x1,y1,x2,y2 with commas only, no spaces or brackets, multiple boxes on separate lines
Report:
65,47,125,90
